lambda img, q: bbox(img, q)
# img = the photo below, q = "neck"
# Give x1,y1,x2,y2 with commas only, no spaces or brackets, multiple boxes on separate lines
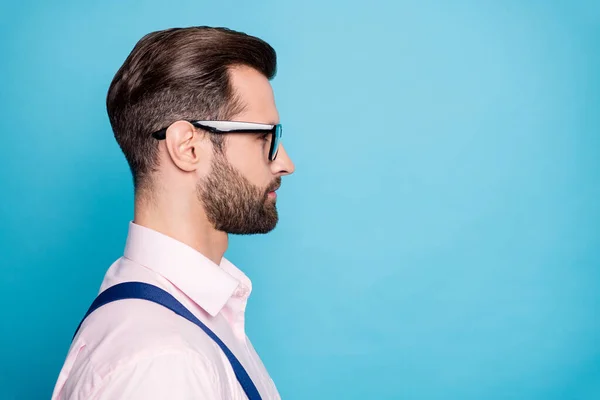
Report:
133,193,228,265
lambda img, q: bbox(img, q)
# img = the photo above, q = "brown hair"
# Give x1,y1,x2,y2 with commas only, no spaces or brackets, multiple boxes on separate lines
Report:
106,26,277,192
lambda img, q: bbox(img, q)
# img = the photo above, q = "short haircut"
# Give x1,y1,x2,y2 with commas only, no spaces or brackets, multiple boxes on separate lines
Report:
106,26,277,192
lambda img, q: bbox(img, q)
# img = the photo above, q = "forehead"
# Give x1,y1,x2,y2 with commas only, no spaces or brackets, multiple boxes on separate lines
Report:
228,65,279,124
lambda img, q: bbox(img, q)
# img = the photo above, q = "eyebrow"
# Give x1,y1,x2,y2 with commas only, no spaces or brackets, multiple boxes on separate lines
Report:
236,119,280,125
230,110,279,125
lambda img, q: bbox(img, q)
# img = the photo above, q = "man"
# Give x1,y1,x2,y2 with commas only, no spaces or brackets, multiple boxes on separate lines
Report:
52,26,295,399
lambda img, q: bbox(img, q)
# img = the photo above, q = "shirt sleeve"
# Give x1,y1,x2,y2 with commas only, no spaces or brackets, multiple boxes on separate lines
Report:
88,348,224,400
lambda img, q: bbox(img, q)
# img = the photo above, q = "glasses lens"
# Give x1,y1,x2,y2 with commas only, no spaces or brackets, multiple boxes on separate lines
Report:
270,125,282,160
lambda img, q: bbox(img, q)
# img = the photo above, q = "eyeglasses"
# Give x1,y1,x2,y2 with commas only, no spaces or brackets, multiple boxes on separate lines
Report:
151,120,283,161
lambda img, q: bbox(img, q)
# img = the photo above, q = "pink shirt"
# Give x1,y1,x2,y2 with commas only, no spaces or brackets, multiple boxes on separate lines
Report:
52,222,280,399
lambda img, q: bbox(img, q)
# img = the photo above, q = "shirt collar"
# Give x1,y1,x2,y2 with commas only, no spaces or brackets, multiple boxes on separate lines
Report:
123,221,249,317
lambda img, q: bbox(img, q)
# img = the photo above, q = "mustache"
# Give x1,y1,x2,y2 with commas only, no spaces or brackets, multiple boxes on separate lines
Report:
265,177,282,194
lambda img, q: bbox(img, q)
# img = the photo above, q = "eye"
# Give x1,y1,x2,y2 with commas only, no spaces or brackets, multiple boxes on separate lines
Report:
259,133,271,141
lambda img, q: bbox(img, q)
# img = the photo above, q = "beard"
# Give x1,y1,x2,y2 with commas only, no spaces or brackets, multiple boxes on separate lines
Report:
196,152,281,235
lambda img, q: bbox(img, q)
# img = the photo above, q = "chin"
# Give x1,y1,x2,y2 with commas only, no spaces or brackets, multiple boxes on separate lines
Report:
227,219,279,235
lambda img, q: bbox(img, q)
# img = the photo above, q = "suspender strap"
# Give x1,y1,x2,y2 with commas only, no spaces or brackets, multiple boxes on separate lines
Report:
73,281,262,400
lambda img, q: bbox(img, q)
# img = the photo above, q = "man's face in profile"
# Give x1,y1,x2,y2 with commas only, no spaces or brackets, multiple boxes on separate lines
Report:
196,65,295,235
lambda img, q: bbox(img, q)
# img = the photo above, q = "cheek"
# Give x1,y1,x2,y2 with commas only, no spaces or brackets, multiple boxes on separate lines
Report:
225,139,271,187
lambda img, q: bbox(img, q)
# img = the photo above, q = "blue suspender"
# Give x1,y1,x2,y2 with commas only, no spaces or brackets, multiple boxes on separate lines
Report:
73,281,262,400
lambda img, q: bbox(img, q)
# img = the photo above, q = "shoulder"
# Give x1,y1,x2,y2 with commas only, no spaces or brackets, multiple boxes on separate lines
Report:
78,292,225,366
63,299,233,399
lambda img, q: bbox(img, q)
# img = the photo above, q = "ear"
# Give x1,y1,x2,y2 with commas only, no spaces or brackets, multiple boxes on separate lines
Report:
163,120,211,172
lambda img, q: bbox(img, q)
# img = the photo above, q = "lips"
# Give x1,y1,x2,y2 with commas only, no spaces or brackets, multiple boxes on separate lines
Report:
266,184,280,200
266,177,282,195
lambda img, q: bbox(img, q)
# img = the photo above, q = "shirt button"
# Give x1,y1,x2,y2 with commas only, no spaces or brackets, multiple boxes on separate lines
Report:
235,285,249,298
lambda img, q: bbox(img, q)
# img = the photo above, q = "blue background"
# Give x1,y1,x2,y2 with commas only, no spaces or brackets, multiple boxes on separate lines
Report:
1,1,599,399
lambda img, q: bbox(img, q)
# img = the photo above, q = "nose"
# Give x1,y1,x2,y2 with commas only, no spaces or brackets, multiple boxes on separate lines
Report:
272,144,295,176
